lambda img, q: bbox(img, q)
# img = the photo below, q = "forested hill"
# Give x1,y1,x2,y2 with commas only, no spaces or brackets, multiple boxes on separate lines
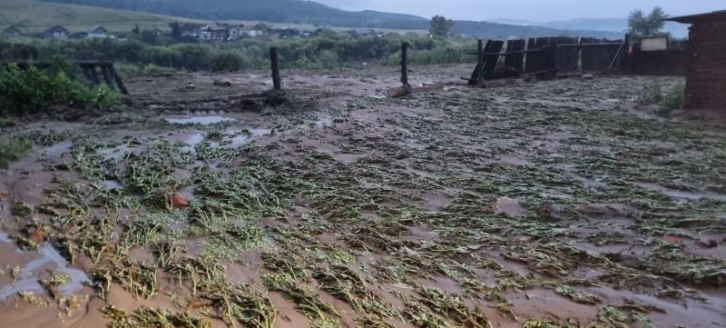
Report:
38,0,623,39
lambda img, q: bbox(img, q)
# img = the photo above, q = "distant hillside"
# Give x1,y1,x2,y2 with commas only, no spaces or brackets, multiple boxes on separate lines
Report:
0,0,200,34
541,18,689,38
38,0,623,39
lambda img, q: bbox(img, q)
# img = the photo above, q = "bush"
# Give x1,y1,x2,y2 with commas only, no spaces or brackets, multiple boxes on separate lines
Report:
638,80,685,115
638,79,663,105
0,137,32,169
660,83,685,112
0,64,120,115
211,51,246,72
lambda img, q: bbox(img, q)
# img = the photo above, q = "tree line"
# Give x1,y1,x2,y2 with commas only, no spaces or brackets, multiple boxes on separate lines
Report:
1,32,476,72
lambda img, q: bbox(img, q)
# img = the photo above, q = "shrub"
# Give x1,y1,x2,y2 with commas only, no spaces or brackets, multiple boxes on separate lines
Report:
638,80,685,115
317,50,341,69
638,79,663,105
0,64,120,115
0,137,32,169
0,117,14,128
660,83,685,111
211,51,246,72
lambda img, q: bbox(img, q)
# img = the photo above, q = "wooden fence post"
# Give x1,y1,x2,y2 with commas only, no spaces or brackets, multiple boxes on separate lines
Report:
109,64,129,95
270,47,281,90
477,39,484,85
401,42,409,87
100,65,115,90
88,65,101,85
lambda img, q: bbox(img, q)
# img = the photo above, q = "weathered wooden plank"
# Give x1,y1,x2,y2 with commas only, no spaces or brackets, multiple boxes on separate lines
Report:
100,66,115,89
483,40,504,80
469,40,492,84
505,39,526,73
270,47,281,90
580,37,596,72
109,66,129,95
401,42,409,87
477,39,484,85
524,38,537,73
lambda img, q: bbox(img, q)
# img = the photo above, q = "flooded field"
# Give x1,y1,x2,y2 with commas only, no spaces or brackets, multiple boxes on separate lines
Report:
1,65,725,327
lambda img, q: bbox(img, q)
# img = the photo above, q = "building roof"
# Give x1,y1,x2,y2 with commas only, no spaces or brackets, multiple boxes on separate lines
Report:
666,10,726,24
45,25,69,33
204,23,229,31
89,25,106,33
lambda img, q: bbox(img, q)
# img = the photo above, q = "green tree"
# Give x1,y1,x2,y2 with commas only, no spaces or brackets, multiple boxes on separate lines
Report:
430,15,454,38
628,6,668,37
170,20,182,40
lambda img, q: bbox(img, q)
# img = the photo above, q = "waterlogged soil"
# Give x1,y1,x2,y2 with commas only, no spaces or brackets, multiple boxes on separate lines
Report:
1,66,726,328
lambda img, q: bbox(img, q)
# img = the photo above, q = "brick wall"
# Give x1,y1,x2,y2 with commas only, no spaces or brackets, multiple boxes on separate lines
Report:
685,19,726,110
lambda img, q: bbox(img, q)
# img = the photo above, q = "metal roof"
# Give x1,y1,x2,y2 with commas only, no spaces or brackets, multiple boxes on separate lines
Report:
666,10,726,23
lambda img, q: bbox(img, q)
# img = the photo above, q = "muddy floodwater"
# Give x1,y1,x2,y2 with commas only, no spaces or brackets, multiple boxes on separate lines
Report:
1,65,725,327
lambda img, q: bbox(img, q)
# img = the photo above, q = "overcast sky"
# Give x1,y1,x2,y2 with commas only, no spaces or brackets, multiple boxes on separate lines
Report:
311,0,723,22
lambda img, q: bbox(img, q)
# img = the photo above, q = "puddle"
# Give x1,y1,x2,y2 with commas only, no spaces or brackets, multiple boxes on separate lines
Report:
104,180,124,190
228,128,273,147
637,183,726,202
0,232,89,300
185,133,205,149
495,197,527,217
40,141,72,157
165,116,235,125
314,117,334,128
99,144,132,160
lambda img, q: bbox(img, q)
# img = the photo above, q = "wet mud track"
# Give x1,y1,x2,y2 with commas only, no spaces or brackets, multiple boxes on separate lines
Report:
1,67,725,327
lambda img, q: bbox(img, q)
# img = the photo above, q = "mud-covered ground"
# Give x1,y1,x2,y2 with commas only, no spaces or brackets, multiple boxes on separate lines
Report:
1,65,725,328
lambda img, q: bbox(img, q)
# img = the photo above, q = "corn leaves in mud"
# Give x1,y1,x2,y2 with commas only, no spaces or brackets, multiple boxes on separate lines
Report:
5,76,725,327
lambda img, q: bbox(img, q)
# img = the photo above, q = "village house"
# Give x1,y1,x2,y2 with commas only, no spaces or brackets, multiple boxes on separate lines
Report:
199,23,229,42
227,24,248,41
87,25,108,39
43,25,70,40
666,10,726,110
243,25,266,38
2,26,23,37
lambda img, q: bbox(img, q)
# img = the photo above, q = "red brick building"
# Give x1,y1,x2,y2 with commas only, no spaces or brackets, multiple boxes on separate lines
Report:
667,11,726,110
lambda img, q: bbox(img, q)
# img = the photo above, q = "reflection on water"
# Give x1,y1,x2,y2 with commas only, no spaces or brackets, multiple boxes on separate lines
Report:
0,232,89,300
165,116,235,125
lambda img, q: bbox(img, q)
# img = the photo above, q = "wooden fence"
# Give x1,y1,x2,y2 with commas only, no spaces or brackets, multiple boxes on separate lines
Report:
468,36,626,84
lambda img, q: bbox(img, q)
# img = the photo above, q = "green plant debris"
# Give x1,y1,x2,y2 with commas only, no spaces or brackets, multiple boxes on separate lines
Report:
262,273,340,322
1,73,722,328
102,306,211,328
